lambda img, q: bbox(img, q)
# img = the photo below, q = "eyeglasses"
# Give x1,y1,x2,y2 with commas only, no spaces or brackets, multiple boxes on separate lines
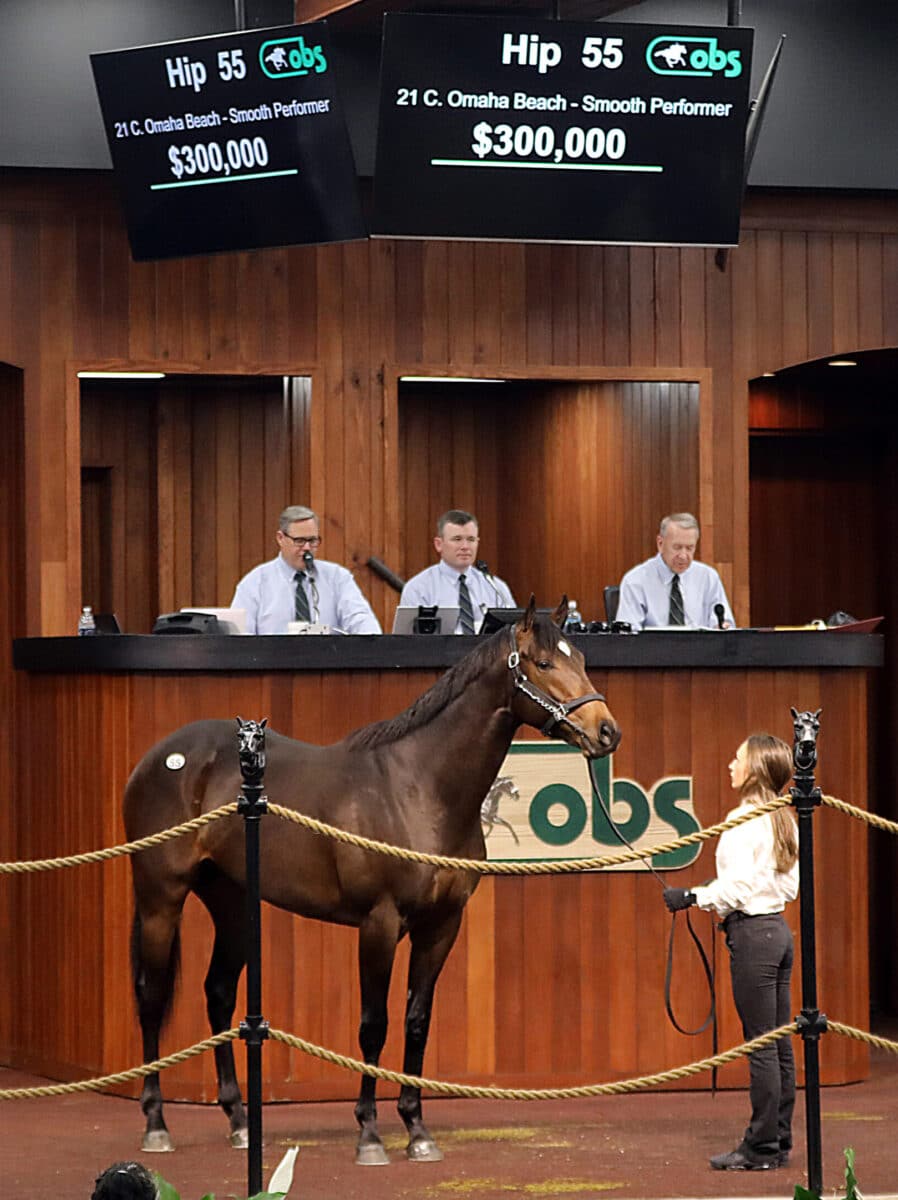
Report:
281,534,321,548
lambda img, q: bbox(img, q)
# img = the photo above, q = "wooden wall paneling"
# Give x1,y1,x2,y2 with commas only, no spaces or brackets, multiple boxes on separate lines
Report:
779,232,810,369
316,245,346,556
156,259,185,362
550,245,579,366
287,244,319,365
420,241,448,364
499,242,527,366
628,246,655,366
473,242,504,365
654,247,681,367
832,233,860,353
576,244,603,365
367,240,396,613
806,232,834,362
213,388,243,606
525,245,553,366
857,235,884,350
883,235,898,346
181,256,211,363
207,253,239,360
679,246,706,367
393,240,424,365
601,246,630,364
342,242,374,578
449,241,476,365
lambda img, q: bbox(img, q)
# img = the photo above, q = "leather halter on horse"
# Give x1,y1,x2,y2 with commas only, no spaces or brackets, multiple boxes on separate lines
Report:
506,626,607,741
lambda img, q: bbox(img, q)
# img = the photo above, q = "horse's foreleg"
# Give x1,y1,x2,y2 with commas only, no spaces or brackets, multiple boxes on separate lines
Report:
399,909,464,1163
354,907,401,1166
132,907,182,1153
198,874,249,1149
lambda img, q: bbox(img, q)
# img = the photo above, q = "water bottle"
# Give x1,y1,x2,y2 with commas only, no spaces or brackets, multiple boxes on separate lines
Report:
78,605,97,636
564,600,583,634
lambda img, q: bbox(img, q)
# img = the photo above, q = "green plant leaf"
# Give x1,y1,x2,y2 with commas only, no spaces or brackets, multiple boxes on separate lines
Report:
793,1187,820,1200
248,1193,286,1199
152,1175,182,1200
845,1146,859,1200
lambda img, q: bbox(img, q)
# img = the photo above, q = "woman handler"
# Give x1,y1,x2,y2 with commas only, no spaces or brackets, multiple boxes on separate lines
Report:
664,734,799,1171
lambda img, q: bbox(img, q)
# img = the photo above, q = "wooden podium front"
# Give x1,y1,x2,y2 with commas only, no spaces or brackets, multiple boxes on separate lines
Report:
9,632,879,1099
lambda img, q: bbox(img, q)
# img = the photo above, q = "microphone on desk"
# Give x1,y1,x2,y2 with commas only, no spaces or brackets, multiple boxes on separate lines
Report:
714,603,726,630
475,559,504,606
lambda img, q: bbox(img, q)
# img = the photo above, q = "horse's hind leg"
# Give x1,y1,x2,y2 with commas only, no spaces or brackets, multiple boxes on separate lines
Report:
196,870,249,1149
132,904,184,1152
354,906,401,1166
399,910,464,1162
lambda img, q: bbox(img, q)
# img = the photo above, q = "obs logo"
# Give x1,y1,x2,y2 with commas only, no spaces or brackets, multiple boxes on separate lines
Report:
485,744,701,871
260,35,327,78
647,35,743,79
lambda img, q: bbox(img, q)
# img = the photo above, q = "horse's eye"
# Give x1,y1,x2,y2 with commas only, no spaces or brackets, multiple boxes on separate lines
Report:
536,659,553,670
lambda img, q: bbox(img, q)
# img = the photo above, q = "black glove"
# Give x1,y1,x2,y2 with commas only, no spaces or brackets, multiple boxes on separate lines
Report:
664,887,696,912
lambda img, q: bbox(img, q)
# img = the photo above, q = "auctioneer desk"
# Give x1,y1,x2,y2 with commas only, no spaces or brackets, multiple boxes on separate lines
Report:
10,631,880,1099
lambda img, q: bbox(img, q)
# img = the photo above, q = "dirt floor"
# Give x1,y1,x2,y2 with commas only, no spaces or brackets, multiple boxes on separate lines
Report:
2,1045,896,1200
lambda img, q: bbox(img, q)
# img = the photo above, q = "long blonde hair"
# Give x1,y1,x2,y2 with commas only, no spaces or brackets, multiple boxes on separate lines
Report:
740,734,798,873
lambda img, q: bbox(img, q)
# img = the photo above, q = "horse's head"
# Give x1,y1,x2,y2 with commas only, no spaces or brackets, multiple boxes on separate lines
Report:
235,716,268,782
790,706,821,773
509,597,621,758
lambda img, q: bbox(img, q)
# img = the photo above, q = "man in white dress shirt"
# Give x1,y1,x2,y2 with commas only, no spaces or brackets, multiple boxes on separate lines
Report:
399,509,515,634
231,505,381,634
615,512,735,631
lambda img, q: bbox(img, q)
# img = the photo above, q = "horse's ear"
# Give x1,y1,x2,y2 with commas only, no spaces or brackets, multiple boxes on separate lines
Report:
551,596,569,628
236,716,244,726
790,707,798,720
520,595,538,631
260,718,268,729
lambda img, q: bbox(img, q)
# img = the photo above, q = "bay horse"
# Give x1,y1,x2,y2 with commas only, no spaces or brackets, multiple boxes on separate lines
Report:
124,599,620,1165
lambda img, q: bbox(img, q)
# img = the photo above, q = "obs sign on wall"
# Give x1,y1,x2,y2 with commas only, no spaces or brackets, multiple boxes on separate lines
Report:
483,743,700,870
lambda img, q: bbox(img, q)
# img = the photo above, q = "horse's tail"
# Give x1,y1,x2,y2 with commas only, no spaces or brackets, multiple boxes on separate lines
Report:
130,906,181,1031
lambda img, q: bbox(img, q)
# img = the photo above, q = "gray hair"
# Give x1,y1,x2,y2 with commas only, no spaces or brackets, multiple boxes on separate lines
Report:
659,512,699,537
279,505,318,533
437,509,478,536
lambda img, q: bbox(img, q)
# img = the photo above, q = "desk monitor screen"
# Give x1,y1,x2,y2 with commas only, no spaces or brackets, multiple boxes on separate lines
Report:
181,607,247,634
392,606,459,634
479,607,553,636
93,612,122,635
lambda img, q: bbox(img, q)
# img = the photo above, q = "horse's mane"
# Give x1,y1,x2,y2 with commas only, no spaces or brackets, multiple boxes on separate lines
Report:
344,615,562,751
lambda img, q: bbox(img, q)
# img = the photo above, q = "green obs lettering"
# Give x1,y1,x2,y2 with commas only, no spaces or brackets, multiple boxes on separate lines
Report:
529,783,587,844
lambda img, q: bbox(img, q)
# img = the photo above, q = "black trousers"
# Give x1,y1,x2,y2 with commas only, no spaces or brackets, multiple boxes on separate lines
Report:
724,912,795,1158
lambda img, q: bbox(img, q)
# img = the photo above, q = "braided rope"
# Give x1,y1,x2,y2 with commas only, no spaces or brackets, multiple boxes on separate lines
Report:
267,1024,797,1099
0,804,239,875
3,1021,894,1104
265,795,792,875
0,1030,238,1099
821,795,898,835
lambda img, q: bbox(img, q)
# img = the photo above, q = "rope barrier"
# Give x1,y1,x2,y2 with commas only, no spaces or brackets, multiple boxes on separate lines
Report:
264,795,792,875
0,804,238,874
2,1021,894,1104
821,794,898,835
2,791,895,880
0,1031,238,1099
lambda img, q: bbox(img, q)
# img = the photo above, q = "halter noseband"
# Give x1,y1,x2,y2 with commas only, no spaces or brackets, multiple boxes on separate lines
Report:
506,626,607,740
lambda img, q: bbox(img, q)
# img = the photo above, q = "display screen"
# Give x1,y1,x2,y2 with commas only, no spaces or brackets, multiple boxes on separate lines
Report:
373,16,754,247
91,22,366,260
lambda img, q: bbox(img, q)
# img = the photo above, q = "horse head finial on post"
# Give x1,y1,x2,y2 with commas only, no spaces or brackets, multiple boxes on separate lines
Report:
236,716,268,786
790,707,821,777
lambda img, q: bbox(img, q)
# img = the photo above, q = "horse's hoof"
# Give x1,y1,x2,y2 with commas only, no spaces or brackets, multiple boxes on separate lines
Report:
142,1130,174,1153
230,1128,249,1150
356,1142,390,1166
406,1136,443,1163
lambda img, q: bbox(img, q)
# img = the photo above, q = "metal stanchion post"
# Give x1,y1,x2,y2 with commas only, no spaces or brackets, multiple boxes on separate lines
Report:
790,707,826,1196
236,718,270,1199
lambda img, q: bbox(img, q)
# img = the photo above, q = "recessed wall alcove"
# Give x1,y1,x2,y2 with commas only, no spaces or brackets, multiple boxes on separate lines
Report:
79,372,311,633
396,368,708,624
